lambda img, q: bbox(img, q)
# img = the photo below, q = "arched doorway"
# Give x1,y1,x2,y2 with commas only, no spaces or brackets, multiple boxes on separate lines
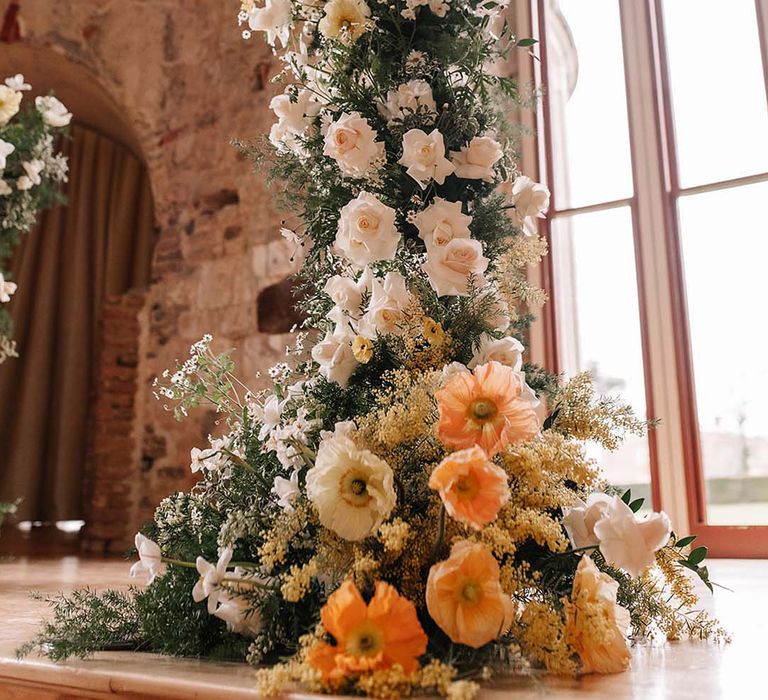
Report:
0,46,155,552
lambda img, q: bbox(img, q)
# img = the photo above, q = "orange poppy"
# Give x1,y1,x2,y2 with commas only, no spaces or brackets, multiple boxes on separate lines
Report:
426,540,515,648
308,580,428,681
428,446,509,530
435,361,539,456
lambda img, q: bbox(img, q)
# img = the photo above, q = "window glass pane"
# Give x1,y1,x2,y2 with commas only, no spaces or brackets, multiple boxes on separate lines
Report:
662,0,768,187
546,0,634,209
551,207,651,498
678,182,768,525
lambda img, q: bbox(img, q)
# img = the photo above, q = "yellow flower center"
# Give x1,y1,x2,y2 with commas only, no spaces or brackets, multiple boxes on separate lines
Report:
346,620,385,657
454,473,479,500
419,144,433,157
339,468,373,507
468,397,498,423
459,580,482,605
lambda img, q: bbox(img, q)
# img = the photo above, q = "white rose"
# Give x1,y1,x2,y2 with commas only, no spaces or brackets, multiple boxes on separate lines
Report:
509,175,550,234
422,237,489,297
0,139,15,170
358,271,412,337
35,95,72,128
311,312,359,387
414,197,472,251
0,272,16,304
323,267,372,318
450,135,503,182
562,493,613,549
248,0,293,48
467,334,524,370
334,191,399,267
592,496,672,577
380,79,437,125
323,111,384,178
306,432,396,541
318,0,371,42
270,89,322,135
398,128,455,189
0,86,21,126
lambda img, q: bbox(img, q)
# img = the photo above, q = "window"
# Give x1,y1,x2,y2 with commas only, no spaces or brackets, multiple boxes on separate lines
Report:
530,0,768,556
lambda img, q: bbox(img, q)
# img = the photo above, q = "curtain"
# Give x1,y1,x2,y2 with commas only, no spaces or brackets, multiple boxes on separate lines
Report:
0,125,155,521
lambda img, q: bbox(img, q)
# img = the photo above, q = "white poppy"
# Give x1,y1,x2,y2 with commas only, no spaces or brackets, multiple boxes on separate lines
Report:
305,431,396,541
318,0,371,42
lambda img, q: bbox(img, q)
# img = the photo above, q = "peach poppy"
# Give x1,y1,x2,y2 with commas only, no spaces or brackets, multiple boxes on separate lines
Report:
428,446,509,530
435,361,539,457
426,540,515,648
564,555,631,674
308,580,428,681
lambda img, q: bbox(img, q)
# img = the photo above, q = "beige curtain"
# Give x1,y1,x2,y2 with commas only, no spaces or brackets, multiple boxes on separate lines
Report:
0,125,155,521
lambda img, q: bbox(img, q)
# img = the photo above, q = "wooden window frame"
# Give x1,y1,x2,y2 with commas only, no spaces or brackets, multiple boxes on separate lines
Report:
524,0,768,557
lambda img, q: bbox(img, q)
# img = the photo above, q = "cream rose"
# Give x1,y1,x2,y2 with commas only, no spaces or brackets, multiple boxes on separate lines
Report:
318,0,371,43
422,237,489,297
592,496,672,577
358,271,412,337
323,267,372,318
562,493,613,549
509,175,550,234
565,555,631,674
380,79,437,125
0,86,21,126
35,95,72,128
414,197,472,251
467,333,524,370
334,191,399,267
248,0,293,48
450,135,503,182
398,128,455,189
305,431,396,541
323,112,384,178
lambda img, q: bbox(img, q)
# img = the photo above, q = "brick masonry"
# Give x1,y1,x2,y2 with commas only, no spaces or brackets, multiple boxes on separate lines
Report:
7,0,302,551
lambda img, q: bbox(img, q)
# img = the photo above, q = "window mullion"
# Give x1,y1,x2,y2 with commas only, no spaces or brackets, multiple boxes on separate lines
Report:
617,0,689,527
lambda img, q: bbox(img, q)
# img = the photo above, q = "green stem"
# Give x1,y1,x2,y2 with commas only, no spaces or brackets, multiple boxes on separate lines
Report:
162,557,197,569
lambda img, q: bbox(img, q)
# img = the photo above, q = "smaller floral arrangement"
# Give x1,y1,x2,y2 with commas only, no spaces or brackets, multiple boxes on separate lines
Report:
0,74,70,363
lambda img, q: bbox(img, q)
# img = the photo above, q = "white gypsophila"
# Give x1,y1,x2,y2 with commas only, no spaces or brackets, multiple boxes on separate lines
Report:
129,533,164,584
0,86,21,126
271,468,301,511
467,334,524,370
248,0,293,47
0,139,15,170
192,546,233,613
0,272,17,303
508,175,551,235
323,266,372,318
398,128,454,189
323,112,384,178
4,74,30,91
357,270,412,338
305,431,396,541
422,237,489,296
449,135,503,182
401,0,449,19
212,589,263,637
318,0,371,43
34,95,72,128
16,159,44,191
379,79,437,125
591,496,672,577
414,197,472,252
334,191,399,267
562,492,613,550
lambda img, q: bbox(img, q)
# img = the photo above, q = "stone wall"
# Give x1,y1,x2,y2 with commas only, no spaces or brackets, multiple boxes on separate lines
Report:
3,0,298,549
